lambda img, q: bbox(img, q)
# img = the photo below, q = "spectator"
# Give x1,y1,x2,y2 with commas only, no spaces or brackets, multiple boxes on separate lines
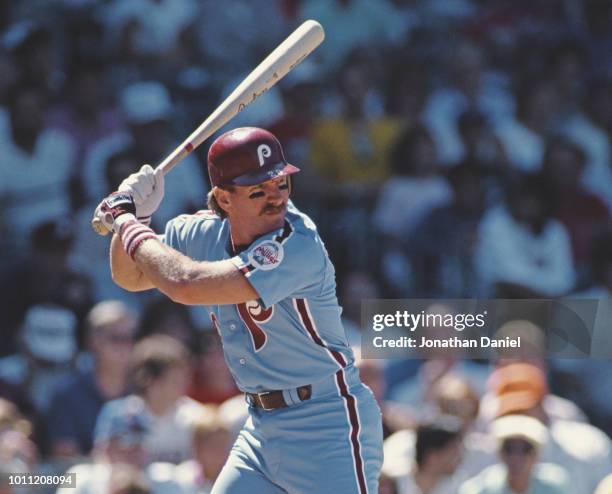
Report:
456,110,508,177
175,408,233,493
423,41,514,164
459,414,570,494
47,300,136,460
479,321,588,427
47,60,123,172
384,58,429,128
474,173,575,297
0,304,78,456
486,362,612,493
309,50,401,269
0,83,77,256
0,220,83,355
0,305,77,416
495,79,560,172
0,398,38,475
392,415,464,494
408,162,487,297
94,335,210,464
387,304,490,408
60,404,183,494
309,49,399,192
373,125,452,296
540,137,610,274
383,374,497,493
548,39,589,118
4,22,62,97
374,124,452,242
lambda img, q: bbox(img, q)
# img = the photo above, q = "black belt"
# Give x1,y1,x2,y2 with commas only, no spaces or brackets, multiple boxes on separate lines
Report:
246,385,312,410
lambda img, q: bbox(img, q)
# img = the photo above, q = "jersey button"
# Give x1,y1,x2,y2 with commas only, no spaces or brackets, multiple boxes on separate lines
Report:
239,358,246,365
229,324,237,331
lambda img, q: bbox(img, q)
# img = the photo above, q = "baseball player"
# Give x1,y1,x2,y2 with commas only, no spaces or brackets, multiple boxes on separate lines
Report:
94,127,383,493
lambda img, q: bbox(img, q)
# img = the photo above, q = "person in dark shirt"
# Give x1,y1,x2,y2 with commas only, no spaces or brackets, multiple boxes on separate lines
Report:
47,300,137,459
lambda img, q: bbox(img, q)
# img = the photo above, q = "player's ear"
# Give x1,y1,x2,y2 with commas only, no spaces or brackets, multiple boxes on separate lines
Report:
214,186,232,214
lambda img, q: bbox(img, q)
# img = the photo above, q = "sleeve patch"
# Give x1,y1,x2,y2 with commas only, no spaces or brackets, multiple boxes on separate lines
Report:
248,240,284,271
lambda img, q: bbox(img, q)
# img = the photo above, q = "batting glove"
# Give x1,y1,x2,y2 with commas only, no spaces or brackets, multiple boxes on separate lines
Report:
95,192,137,235
118,164,164,225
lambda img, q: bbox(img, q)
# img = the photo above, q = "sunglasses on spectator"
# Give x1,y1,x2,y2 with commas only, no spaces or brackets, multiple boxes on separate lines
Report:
501,439,535,456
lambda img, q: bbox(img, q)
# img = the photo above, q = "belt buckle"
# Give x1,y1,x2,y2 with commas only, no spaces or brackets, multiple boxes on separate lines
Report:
257,391,276,411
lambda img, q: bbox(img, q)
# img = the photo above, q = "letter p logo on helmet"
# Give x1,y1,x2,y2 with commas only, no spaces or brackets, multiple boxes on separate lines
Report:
257,144,272,166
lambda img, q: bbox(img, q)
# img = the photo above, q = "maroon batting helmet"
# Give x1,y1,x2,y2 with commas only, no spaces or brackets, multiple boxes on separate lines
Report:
207,127,300,187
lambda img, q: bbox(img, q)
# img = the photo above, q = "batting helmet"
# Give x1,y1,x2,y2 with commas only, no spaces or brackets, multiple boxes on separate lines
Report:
207,127,300,187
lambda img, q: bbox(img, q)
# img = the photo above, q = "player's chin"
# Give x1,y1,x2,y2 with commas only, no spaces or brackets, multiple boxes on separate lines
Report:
261,206,287,228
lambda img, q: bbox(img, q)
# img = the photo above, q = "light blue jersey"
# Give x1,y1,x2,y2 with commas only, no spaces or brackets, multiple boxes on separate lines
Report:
161,203,382,494
162,203,354,393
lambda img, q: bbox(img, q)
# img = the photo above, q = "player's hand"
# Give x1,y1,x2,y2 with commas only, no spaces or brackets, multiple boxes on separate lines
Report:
118,164,164,224
94,192,137,234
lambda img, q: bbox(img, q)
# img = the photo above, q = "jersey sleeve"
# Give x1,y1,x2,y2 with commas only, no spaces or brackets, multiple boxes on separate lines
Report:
161,214,191,253
230,225,327,308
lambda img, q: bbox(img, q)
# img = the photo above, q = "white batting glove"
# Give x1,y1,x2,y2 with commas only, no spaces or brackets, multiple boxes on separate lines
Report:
94,192,138,235
118,164,164,225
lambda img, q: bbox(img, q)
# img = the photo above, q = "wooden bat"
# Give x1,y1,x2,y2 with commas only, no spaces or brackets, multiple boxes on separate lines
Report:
92,19,324,235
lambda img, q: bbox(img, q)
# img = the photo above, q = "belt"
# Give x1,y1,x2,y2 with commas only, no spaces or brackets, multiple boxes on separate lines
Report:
246,384,312,411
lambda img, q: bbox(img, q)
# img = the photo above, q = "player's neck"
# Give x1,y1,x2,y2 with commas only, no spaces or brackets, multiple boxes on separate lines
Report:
228,216,284,250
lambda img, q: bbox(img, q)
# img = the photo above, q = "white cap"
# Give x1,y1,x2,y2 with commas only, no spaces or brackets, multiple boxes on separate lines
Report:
120,81,172,124
87,300,136,331
492,414,548,448
22,305,77,364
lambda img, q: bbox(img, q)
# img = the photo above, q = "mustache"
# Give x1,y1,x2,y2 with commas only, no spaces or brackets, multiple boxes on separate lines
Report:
261,203,286,215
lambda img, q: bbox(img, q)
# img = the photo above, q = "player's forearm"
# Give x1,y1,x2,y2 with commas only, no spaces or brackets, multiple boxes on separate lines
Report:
132,239,258,305
110,234,155,292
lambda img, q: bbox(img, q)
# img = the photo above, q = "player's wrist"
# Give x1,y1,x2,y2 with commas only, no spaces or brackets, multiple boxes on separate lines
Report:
114,213,138,232
118,218,156,259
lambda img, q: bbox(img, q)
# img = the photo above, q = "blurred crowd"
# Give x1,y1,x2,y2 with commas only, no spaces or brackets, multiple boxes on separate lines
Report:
0,0,611,493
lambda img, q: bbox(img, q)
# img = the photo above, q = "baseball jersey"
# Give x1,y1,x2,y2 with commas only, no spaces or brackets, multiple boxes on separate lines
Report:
162,202,355,393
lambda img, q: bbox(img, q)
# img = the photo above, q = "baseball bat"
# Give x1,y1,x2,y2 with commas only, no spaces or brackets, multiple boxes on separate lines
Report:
92,19,325,235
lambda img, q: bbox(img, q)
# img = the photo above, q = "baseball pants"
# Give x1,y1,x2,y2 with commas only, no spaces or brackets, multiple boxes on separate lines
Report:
211,366,384,494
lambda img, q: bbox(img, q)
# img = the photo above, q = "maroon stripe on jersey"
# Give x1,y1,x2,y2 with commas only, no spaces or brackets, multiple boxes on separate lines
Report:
294,299,347,368
335,369,368,494
236,302,267,352
274,220,292,243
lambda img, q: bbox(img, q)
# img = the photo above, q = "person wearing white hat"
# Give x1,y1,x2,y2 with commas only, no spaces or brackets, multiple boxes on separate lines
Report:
459,415,570,494
0,304,78,414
